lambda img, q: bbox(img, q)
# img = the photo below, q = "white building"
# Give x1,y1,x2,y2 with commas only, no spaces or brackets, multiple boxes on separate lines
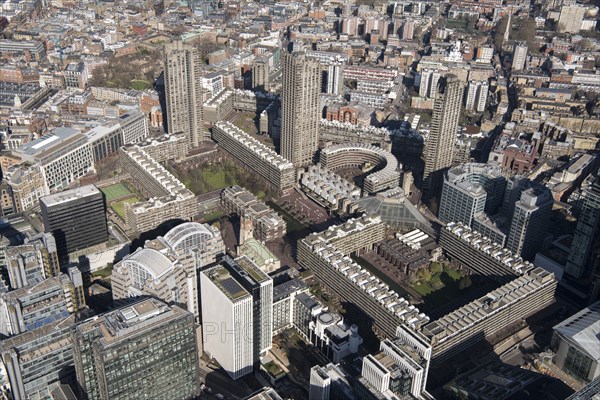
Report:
512,42,528,71
465,81,489,112
14,127,94,191
552,300,600,383
201,263,254,380
418,68,441,99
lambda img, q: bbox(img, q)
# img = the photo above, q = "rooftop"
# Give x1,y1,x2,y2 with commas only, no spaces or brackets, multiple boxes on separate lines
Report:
553,300,600,362
78,299,189,346
15,127,84,158
39,184,101,207
206,265,251,301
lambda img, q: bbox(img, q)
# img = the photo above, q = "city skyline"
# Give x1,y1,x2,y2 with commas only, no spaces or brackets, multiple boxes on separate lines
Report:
0,0,599,398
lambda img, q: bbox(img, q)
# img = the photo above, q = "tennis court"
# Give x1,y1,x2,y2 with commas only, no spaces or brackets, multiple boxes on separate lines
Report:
101,183,132,201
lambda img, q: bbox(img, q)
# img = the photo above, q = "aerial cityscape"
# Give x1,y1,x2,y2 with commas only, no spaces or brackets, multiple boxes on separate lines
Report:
0,0,599,398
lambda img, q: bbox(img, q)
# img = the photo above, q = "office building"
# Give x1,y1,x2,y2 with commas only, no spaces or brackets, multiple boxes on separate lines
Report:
465,80,489,112
73,299,200,400
558,5,586,33
4,233,59,289
551,300,600,383
440,222,534,284
281,50,321,168
111,232,201,320
252,56,270,92
64,62,88,90
298,215,429,338
293,293,362,362
221,186,286,242
309,363,356,400
566,378,600,400
202,255,272,375
212,121,296,190
512,42,528,71
0,39,46,61
0,315,77,400
201,261,254,379
14,127,94,191
358,326,432,399
163,40,206,146
438,163,506,226
40,185,108,259
506,186,553,260
423,267,556,363
422,76,464,196
85,111,149,162
231,256,273,360
565,173,600,279
4,163,49,213
0,274,79,337
272,278,308,334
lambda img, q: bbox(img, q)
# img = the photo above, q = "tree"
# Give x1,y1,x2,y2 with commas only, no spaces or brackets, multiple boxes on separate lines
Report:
458,276,472,290
430,262,443,274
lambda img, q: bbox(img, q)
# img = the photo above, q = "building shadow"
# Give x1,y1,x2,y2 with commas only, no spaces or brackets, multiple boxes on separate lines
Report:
130,218,186,251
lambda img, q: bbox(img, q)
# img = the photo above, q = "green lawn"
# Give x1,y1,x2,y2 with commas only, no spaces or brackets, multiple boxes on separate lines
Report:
410,268,467,310
111,197,140,219
203,170,227,190
101,183,132,201
173,163,239,194
130,79,151,90
263,361,284,377
92,264,113,278
202,210,224,222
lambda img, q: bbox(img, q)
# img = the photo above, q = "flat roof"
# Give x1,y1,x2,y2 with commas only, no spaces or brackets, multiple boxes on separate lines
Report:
16,127,82,157
39,184,101,207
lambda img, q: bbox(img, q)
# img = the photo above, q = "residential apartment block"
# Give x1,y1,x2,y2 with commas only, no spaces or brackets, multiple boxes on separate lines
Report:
212,121,295,190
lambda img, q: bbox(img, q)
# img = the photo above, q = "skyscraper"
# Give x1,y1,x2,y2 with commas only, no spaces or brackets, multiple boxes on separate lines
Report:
422,75,464,196
40,185,108,261
201,262,254,379
252,55,270,92
281,50,321,168
506,186,553,260
200,255,273,379
324,59,344,95
73,299,200,400
438,163,506,226
418,68,441,99
512,42,528,71
163,40,205,147
465,80,489,112
565,173,600,279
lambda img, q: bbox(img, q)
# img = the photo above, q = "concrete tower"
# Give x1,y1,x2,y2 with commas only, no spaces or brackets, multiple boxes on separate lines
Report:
163,40,206,147
422,75,464,196
565,173,600,279
512,41,528,71
506,186,553,260
281,50,321,168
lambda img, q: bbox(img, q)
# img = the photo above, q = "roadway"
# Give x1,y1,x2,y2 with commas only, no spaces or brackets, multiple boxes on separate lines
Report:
198,359,253,400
